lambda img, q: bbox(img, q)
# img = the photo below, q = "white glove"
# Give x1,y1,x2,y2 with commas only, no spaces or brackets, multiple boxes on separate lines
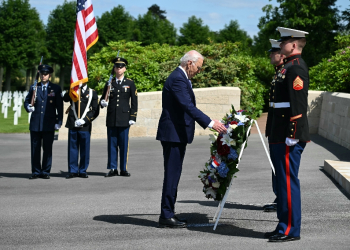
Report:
285,137,299,146
129,120,135,125
27,104,35,112
101,100,108,107
75,119,85,127
54,124,61,130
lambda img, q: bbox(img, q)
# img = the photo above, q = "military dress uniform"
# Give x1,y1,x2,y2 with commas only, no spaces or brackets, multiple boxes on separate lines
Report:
101,69,138,177
267,27,310,241
63,85,99,178
24,65,63,179
264,39,284,212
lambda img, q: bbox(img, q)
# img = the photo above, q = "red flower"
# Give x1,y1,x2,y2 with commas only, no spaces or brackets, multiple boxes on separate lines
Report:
230,121,238,125
216,136,230,156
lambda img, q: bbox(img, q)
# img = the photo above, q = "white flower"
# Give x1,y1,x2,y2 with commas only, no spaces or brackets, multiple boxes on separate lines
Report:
234,114,249,123
212,182,220,188
205,187,216,199
220,133,235,146
209,134,217,143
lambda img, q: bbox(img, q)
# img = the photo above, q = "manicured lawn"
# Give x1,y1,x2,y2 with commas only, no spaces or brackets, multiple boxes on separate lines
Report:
0,105,30,133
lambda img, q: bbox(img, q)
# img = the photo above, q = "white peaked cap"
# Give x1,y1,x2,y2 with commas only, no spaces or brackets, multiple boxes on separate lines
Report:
269,39,281,48
276,27,309,42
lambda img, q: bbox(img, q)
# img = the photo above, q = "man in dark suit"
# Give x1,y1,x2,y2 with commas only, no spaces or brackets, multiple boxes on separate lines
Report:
156,50,227,228
24,65,63,179
263,39,286,213
265,27,310,242
100,57,138,177
63,83,99,179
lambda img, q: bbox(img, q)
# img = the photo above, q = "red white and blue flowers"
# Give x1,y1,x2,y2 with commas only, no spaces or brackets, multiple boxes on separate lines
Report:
199,106,253,201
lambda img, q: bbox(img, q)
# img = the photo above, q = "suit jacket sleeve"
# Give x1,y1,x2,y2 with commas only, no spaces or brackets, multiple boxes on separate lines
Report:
171,77,211,129
83,90,100,124
286,65,309,139
129,81,138,122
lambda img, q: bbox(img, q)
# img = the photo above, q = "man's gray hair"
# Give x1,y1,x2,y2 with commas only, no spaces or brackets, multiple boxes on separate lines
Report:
180,50,204,66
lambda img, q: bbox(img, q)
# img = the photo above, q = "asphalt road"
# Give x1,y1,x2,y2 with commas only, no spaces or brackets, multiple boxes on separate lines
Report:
0,133,349,250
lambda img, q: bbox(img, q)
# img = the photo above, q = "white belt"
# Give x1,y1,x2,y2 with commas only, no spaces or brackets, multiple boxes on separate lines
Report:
273,102,290,108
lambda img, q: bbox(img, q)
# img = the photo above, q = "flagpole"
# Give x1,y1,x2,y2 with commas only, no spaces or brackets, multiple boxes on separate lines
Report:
78,86,81,119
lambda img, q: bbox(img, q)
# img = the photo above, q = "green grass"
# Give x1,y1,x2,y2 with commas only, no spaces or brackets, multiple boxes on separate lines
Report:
0,105,30,133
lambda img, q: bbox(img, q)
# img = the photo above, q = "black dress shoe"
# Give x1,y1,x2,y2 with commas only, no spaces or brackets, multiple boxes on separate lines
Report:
264,204,277,212
174,215,187,223
41,174,50,179
105,169,118,177
120,170,130,177
79,173,88,178
264,230,278,239
158,216,187,228
29,174,39,180
66,173,79,179
269,233,300,242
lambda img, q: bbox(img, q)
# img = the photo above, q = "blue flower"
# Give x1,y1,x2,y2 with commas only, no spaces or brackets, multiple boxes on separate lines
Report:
217,162,229,178
227,148,238,161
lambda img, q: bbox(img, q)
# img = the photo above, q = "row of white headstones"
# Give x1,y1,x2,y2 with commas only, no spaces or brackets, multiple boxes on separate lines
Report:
0,90,67,125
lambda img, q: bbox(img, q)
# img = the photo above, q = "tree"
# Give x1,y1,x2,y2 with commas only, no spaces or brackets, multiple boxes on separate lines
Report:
253,0,340,66
46,0,76,89
217,20,253,49
0,0,46,91
95,5,134,49
148,4,166,20
134,12,176,45
178,16,213,45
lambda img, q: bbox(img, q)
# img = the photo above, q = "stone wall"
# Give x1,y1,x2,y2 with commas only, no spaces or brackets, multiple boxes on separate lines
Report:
58,87,241,140
318,92,350,150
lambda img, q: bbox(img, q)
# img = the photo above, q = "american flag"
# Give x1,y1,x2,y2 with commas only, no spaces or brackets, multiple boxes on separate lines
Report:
69,0,98,102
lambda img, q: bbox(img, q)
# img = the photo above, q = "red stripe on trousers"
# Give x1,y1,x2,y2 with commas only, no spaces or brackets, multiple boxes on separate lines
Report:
285,146,292,235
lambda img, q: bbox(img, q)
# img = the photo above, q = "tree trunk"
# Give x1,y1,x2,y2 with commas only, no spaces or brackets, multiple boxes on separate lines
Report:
26,68,31,90
51,63,56,83
5,68,11,91
59,65,66,90
0,66,3,91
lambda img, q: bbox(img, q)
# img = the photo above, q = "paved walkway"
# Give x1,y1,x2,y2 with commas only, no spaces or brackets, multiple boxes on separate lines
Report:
0,131,349,249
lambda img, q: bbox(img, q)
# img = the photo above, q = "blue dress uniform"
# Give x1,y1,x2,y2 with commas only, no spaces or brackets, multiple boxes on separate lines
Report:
267,27,310,241
100,59,138,177
156,67,211,223
63,85,99,178
24,65,63,179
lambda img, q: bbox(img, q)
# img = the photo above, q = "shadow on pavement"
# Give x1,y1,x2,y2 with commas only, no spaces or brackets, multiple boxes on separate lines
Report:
93,212,265,239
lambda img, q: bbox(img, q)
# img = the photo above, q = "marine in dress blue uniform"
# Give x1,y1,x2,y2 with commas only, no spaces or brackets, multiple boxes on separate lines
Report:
63,84,99,178
264,39,285,213
24,65,63,179
156,50,227,228
265,27,310,242
100,57,138,177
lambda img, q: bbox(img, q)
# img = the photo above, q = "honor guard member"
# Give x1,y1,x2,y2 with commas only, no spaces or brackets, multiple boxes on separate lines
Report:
63,83,100,179
265,27,310,242
24,65,63,179
264,39,286,213
100,57,138,177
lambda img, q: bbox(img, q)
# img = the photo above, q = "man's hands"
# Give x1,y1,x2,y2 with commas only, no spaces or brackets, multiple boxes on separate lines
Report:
27,105,35,112
101,100,108,107
285,137,299,146
54,124,61,130
75,119,86,127
212,120,227,134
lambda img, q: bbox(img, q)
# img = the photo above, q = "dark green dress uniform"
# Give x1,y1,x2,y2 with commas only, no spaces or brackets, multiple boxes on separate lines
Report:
101,77,138,175
63,86,100,178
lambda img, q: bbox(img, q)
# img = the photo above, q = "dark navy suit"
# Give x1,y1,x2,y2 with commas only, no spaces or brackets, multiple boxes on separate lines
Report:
156,67,211,219
24,82,63,176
